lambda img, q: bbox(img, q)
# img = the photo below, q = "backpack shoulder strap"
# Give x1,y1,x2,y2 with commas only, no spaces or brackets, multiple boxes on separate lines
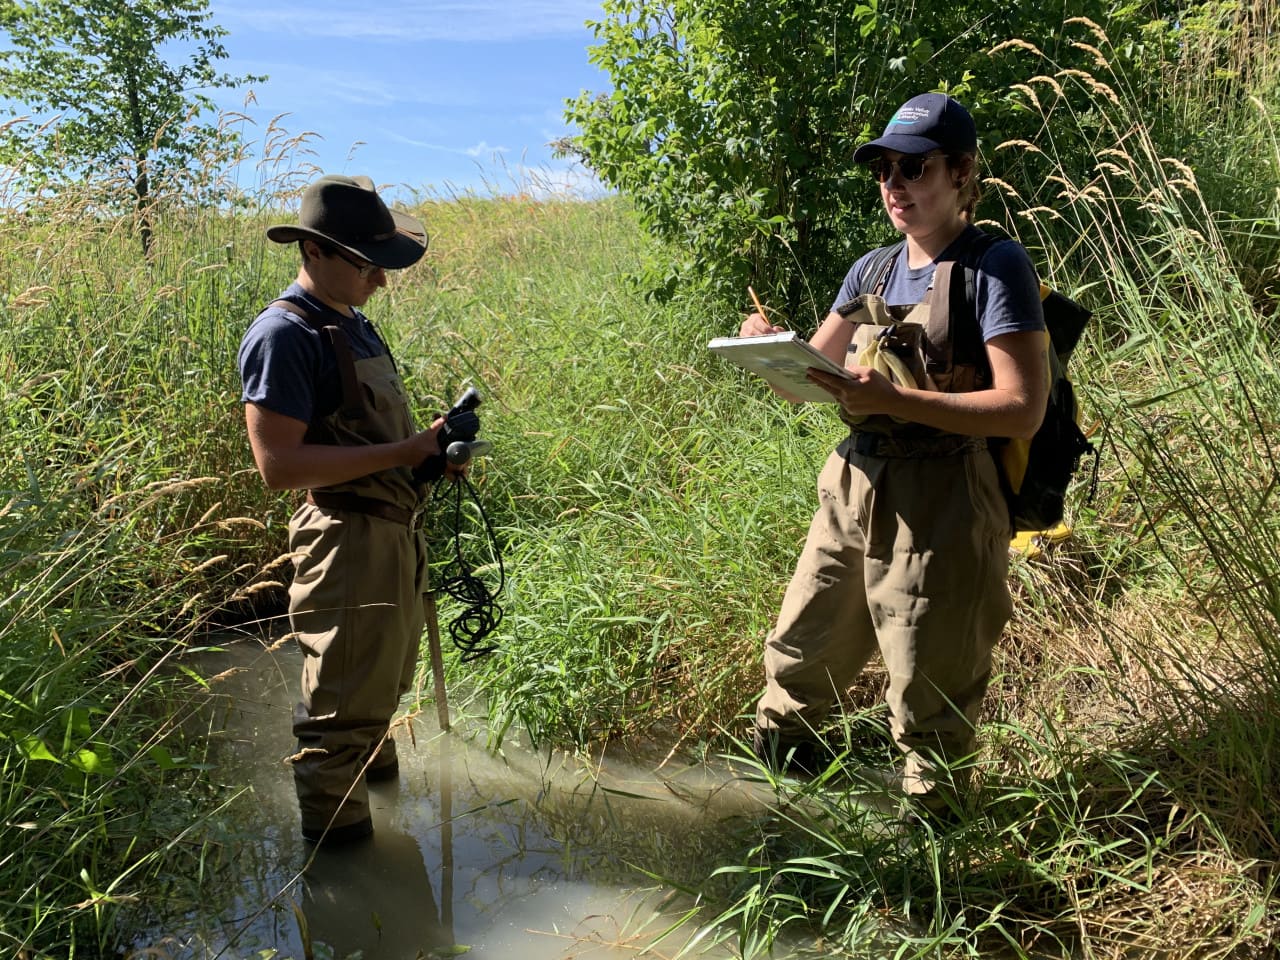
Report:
957,228,1001,312
833,240,905,318
269,298,367,419
945,230,1002,372
859,240,905,296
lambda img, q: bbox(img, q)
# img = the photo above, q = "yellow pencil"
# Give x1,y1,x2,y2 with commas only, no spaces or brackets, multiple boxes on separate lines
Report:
748,285,767,319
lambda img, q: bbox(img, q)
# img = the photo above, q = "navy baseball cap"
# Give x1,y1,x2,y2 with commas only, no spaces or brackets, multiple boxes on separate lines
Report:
853,93,977,162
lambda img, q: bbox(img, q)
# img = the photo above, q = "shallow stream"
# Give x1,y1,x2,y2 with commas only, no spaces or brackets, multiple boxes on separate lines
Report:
133,638,819,960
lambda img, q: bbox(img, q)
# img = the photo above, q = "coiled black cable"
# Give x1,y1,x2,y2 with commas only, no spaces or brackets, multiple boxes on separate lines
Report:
426,473,504,662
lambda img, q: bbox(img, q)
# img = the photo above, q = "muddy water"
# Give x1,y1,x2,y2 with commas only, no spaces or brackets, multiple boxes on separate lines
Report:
135,638,820,960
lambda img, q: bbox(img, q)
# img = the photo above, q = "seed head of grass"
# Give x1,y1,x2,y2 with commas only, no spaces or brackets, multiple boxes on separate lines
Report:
989,38,1045,58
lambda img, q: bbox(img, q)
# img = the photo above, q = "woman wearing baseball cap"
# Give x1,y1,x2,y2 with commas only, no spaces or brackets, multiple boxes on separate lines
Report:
740,93,1049,826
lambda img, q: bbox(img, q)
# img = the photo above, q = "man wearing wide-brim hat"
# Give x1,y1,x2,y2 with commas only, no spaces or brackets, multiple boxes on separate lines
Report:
238,174,443,846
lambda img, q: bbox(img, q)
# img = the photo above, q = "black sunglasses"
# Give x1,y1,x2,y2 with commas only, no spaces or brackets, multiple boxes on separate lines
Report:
866,153,945,183
322,244,381,278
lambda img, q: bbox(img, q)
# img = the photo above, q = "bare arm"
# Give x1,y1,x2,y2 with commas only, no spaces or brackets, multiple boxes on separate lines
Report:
245,403,445,491
810,310,857,366
807,329,1050,439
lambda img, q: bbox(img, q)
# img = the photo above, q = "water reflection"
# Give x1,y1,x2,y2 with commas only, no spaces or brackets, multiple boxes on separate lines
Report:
135,637,802,959
303,811,442,955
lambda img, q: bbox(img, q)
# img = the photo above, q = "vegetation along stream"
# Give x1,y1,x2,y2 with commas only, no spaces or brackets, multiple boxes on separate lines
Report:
2,3,1279,958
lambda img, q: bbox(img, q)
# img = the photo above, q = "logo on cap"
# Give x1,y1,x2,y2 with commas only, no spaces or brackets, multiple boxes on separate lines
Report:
889,106,931,127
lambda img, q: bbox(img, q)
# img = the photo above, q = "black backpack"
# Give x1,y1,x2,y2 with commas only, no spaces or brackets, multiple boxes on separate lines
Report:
860,234,1094,532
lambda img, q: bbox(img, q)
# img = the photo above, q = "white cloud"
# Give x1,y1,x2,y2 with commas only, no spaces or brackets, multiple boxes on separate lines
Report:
464,141,510,158
437,162,608,200
383,131,511,159
226,60,498,110
519,162,607,200
215,0,600,43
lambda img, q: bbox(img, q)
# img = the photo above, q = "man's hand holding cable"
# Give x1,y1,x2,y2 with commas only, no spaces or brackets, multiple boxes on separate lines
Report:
400,417,445,466
246,404,447,491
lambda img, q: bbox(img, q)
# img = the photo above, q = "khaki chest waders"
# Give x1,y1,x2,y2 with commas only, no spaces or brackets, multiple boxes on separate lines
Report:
274,298,450,732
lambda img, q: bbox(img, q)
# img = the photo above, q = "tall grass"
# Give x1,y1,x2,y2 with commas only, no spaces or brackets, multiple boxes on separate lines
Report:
0,120,318,957
1,15,1278,955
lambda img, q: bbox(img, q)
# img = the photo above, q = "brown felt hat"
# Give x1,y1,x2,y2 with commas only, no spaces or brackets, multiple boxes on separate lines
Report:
266,174,427,269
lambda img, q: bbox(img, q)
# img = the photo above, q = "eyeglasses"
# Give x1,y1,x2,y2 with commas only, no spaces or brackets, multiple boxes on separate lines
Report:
326,245,382,278
866,153,945,183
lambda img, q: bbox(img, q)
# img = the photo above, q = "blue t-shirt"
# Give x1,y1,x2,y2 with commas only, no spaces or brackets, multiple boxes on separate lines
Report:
238,283,392,425
830,227,1045,342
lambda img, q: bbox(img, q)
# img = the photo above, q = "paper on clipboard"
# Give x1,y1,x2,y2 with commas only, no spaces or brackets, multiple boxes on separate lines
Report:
707,331,851,403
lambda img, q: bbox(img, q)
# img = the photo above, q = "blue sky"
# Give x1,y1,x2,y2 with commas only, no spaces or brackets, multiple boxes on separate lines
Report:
207,0,610,200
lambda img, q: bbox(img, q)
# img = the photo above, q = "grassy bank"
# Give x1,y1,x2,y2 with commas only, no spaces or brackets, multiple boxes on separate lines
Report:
2,39,1278,960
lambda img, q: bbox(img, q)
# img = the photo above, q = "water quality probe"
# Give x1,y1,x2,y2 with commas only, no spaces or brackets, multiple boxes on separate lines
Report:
418,387,505,662
413,386,484,484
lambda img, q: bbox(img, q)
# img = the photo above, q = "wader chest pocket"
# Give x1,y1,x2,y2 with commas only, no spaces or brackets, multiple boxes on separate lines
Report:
360,370,409,413
848,321,929,389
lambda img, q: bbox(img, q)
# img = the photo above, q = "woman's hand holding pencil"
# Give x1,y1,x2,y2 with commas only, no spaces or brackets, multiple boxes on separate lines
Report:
740,285,787,338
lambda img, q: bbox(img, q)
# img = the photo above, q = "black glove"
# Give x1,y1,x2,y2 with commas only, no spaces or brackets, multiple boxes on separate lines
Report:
414,389,482,484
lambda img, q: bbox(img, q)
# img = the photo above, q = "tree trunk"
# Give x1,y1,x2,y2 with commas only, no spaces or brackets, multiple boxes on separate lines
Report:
125,70,152,258
135,161,152,258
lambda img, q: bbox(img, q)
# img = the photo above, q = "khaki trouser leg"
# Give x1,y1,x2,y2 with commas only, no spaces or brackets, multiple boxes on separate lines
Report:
754,447,1011,807
864,449,1011,807
287,503,426,834
755,452,879,745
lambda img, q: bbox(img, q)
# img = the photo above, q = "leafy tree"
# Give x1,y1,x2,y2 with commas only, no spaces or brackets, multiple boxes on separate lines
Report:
565,0,1172,320
0,0,262,253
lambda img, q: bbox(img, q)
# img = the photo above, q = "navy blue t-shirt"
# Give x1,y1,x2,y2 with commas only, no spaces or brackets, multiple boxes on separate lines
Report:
830,227,1045,341
238,283,391,425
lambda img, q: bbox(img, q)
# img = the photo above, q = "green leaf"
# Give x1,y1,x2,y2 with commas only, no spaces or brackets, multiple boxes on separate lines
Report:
18,736,60,763
147,744,178,770
70,747,106,774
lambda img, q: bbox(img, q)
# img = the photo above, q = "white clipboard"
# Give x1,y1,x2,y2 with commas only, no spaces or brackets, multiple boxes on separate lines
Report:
708,331,850,403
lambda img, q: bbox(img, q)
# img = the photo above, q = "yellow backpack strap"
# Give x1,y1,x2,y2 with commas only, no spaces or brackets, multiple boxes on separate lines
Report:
269,299,367,419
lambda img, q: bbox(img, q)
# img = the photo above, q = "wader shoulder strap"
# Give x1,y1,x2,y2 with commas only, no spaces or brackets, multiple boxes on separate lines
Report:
930,260,986,370
269,299,367,419
930,232,1003,371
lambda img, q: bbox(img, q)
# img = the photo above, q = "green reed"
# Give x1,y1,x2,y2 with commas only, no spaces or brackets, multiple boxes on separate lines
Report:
0,129,308,957
2,23,1278,953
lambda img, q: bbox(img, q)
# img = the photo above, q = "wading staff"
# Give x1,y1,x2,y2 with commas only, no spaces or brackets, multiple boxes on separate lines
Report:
438,734,455,942
425,542,451,732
